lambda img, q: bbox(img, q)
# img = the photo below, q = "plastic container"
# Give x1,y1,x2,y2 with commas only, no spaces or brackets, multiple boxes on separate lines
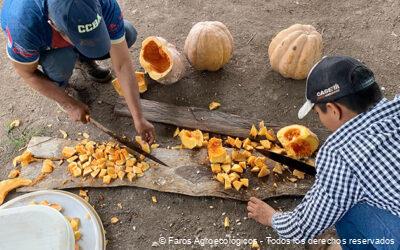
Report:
0,190,106,250
0,205,75,250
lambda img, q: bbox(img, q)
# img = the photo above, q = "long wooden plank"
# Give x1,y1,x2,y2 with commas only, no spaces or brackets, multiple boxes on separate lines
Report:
16,137,314,201
114,98,330,140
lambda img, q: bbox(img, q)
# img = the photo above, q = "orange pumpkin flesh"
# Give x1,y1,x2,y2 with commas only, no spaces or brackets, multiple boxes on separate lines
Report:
179,129,203,149
207,138,227,163
142,40,171,74
277,125,319,158
112,72,147,96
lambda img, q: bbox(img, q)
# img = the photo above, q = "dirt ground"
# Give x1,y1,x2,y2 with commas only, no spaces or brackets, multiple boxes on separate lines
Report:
1,0,399,249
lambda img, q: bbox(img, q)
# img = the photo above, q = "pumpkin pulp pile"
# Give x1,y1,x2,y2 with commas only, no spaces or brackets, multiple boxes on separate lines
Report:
62,139,151,184
207,122,280,191
176,122,319,192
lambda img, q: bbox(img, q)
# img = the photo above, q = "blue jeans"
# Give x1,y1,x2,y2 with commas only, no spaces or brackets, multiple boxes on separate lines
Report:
39,20,137,87
336,203,400,250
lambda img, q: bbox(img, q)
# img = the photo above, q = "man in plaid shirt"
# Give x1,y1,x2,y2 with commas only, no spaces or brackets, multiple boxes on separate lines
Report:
247,56,400,249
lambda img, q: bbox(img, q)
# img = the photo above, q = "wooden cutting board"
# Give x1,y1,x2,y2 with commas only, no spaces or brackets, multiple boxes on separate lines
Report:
16,137,314,201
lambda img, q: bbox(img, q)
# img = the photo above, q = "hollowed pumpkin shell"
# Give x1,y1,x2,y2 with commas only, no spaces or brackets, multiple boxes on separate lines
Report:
208,138,227,163
179,129,204,149
184,21,234,71
277,124,319,158
268,24,323,80
139,36,186,85
112,72,147,95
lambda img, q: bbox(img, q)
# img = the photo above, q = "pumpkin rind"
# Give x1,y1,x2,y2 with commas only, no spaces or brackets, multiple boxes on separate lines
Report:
277,124,319,158
184,21,234,71
0,178,32,205
268,24,323,80
140,36,186,85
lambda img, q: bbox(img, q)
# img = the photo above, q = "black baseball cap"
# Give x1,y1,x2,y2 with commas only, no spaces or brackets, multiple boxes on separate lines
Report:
298,56,376,119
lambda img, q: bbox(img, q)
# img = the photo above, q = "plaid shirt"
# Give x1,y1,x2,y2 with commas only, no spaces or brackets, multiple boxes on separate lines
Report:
272,95,400,239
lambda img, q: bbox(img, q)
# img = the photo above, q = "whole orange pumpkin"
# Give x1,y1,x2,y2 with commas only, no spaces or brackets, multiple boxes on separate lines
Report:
184,21,234,71
268,24,323,80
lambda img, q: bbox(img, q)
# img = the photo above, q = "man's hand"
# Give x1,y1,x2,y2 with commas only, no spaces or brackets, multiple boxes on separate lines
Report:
247,197,277,226
135,117,155,144
63,100,90,123
12,60,90,123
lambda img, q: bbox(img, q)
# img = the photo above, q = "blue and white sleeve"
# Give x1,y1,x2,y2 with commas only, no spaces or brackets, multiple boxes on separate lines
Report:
5,27,40,64
271,151,362,239
102,0,126,44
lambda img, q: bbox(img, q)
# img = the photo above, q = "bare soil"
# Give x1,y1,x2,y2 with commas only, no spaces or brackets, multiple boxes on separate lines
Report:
1,0,399,249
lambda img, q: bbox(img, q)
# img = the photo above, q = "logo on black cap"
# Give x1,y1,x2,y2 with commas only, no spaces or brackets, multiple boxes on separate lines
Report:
316,84,340,100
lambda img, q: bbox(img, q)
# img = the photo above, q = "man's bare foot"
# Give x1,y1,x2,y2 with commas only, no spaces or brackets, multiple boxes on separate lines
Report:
247,197,276,226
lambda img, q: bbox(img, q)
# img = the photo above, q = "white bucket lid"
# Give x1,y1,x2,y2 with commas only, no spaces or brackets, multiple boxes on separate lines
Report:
0,190,105,250
0,205,75,250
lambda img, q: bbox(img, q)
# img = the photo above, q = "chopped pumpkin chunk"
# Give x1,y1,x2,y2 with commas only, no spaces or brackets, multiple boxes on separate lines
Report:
209,101,221,110
258,165,270,178
211,164,222,174
135,136,151,154
240,178,249,187
8,169,20,179
231,164,243,173
41,159,54,174
179,129,204,149
250,125,258,137
293,169,305,179
224,216,230,228
232,180,243,191
208,138,227,163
